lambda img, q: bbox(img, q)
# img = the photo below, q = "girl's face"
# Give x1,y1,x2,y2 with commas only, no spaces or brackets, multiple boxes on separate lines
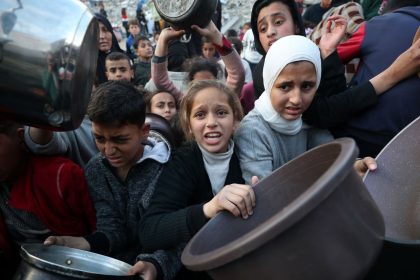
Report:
189,87,237,153
270,61,317,120
150,92,177,121
257,2,298,53
136,40,153,61
202,42,216,59
99,22,113,52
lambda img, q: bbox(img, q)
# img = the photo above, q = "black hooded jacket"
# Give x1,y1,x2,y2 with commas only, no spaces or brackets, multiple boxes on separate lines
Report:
250,0,378,129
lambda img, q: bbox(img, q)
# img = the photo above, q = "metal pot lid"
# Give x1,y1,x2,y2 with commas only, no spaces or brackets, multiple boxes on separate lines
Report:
153,0,195,17
20,244,133,278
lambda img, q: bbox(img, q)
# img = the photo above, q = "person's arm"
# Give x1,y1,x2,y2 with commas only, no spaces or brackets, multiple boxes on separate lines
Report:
304,19,420,128
131,247,183,280
337,22,365,64
139,149,207,252
151,27,185,102
191,21,245,95
233,115,276,184
24,127,68,155
83,157,128,255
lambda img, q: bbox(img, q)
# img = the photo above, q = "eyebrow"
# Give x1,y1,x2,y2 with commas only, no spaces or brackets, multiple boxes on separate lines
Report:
258,12,286,25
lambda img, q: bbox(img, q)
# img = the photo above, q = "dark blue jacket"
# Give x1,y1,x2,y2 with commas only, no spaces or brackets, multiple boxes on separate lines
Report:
334,7,420,157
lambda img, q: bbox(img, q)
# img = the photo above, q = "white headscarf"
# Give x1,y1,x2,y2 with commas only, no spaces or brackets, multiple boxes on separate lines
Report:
254,35,322,135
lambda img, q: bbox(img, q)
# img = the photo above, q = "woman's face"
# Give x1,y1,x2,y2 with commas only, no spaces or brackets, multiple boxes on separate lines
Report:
270,61,317,120
150,92,177,121
99,22,113,52
257,2,299,53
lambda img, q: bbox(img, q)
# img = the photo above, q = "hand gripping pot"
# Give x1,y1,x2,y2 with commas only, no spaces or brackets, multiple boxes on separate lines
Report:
14,244,137,279
182,138,385,280
0,0,98,130
152,0,218,30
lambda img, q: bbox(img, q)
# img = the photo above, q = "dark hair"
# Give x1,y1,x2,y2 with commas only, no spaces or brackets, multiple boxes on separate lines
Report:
180,80,243,141
143,90,179,112
227,37,243,54
226,29,238,37
133,35,151,49
187,57,220,82
105,52,133,68
128,18,140,27
87,80,146,127
251,0,306,54
382,0,420,13
0,120,22,136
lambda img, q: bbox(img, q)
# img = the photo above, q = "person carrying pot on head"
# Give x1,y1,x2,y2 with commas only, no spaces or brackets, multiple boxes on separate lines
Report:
149,20,245,103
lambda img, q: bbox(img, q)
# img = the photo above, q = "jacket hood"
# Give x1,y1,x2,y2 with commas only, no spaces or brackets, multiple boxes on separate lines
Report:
394,6,420,21
251,0,306,55
139,135,171,164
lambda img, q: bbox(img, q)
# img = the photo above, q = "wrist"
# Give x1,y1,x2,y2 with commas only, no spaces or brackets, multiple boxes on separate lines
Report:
214,36,233,56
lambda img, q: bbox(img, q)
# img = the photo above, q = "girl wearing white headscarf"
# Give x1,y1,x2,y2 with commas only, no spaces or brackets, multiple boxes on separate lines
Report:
234,35,334,183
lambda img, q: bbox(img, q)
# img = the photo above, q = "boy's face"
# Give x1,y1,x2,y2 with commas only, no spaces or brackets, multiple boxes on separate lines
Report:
0,129,24,182
129,24,140,36
189,87,237,153
257,2,298,52
106,59,133,82
202,42,216,59
270,61,317,120
92,122,150,175
136,40,153,61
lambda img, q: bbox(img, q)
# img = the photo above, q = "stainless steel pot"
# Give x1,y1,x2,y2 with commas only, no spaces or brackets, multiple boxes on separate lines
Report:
152,0,218,30
182,138,385,280
13,244,136,279
0,0,98,130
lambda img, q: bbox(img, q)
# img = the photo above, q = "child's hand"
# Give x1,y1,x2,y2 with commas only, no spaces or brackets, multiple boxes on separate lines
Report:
155,27,186,57
160,27,186,44
191,20,223,46
354,157,377,177
128,261,157,280
203,181,256,219
319,15,348,59
43,236,90,251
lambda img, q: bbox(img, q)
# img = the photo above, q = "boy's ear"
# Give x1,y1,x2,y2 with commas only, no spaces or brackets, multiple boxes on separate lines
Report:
17,127,25,145
142,123,150,140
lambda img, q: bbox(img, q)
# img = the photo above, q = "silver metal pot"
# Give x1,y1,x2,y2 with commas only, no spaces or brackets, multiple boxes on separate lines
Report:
0,0,98,130
152,0,218,30
13,244,136,279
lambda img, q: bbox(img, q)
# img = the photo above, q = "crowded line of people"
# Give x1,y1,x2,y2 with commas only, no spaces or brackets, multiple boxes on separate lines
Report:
1,0,420,279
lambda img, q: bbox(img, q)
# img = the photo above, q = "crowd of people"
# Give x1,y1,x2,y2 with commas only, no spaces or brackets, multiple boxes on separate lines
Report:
1,0,420,279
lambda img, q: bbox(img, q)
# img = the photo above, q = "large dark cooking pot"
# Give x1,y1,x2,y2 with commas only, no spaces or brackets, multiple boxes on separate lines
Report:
13,244,137,280
182,138,384,280
363,116,420,279
0,0,98,130
152,0,218,30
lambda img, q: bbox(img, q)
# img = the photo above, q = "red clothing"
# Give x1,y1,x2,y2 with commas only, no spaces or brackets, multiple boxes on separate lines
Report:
0,155,96,269
337,23,365,64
